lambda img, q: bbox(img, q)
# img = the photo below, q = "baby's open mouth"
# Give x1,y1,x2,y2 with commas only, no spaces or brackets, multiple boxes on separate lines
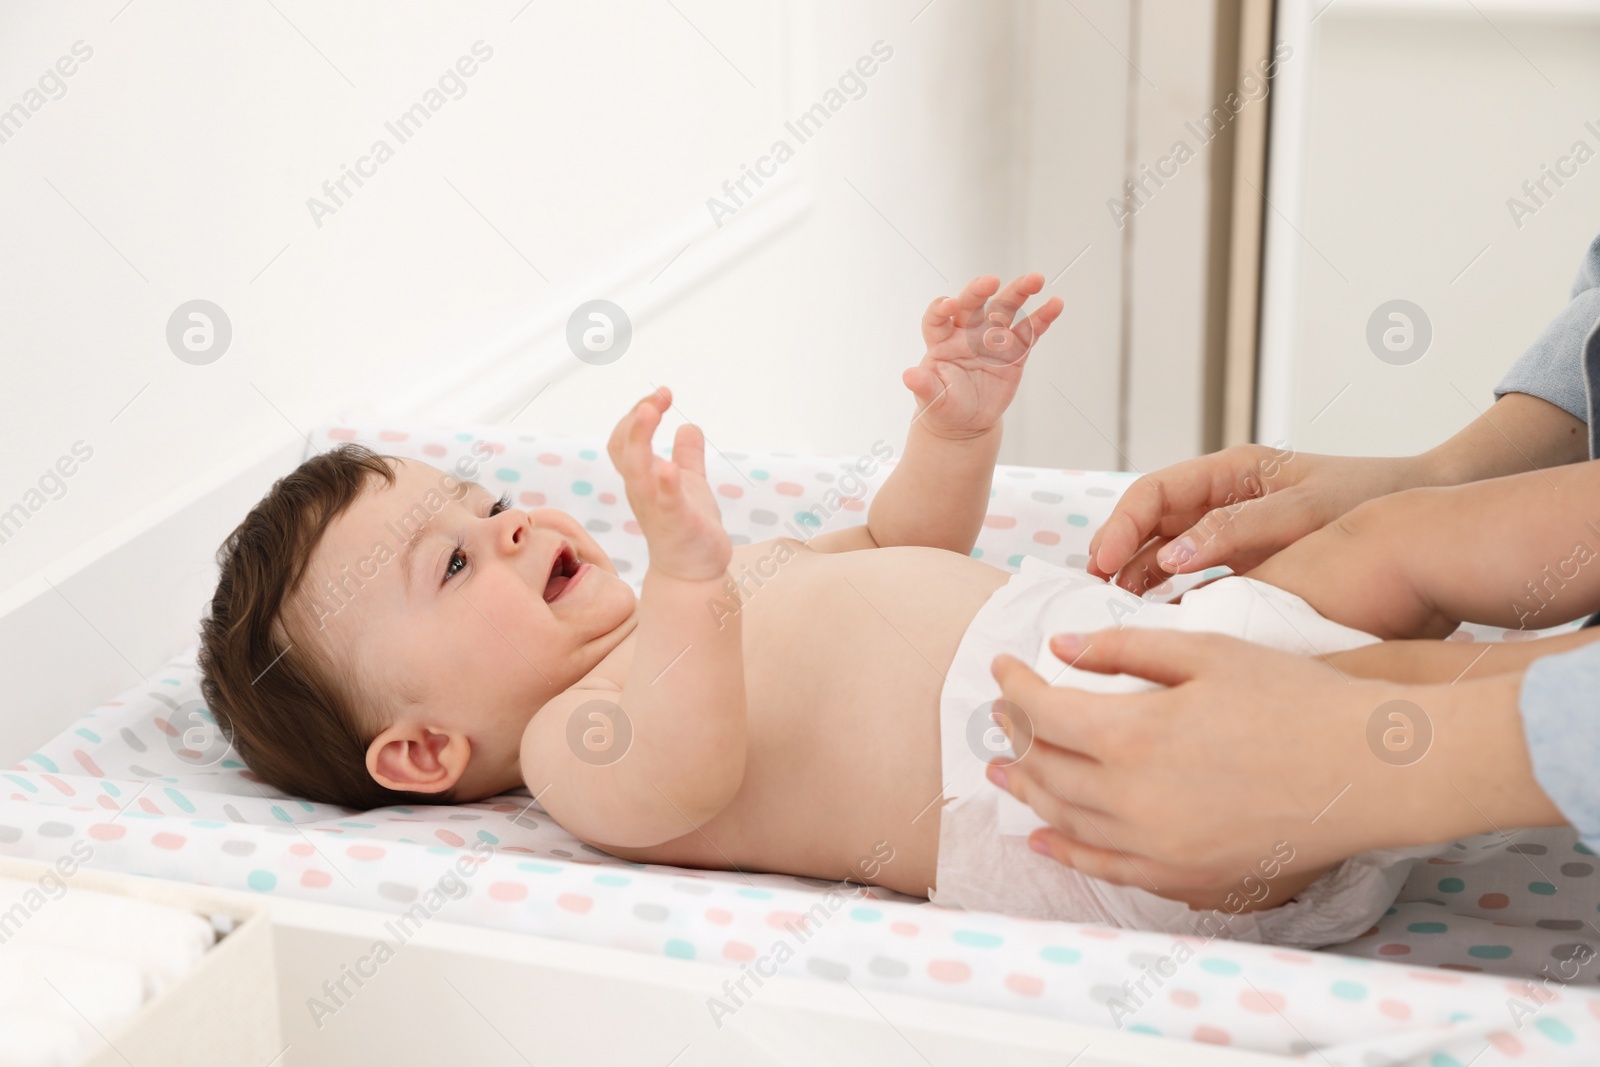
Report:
543,543,581,602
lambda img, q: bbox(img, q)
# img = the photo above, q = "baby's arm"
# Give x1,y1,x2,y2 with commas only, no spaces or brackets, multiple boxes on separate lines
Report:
521,389,746,849
811,274,1063,555
1249,459,1600,638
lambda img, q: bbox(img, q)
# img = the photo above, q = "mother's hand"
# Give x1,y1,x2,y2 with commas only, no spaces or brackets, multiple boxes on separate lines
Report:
1086,446,1426,594
987,628,1558,897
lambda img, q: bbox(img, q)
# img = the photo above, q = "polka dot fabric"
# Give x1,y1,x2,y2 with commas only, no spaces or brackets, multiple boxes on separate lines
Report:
3,422,1597,1065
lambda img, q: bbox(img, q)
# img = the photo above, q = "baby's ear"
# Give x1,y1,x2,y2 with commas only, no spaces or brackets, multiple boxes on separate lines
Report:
366,723,469,794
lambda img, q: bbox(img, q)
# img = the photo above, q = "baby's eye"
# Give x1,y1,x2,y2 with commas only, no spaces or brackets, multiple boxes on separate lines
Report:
444,548,467,582
490,493,511,517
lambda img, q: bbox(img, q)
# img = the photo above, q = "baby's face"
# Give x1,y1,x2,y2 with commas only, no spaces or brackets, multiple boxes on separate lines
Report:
300,458,637,796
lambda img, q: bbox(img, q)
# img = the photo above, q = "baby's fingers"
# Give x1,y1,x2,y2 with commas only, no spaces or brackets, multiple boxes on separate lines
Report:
987,272,1045,328
1013,296,1064,351
949,275,1001,329
672,423,707,480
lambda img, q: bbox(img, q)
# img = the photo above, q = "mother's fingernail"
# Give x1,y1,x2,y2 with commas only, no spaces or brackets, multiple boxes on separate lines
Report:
1028,834,1052,857
985,763,1009,790
1051,633,1084,655
1158,537,1195,569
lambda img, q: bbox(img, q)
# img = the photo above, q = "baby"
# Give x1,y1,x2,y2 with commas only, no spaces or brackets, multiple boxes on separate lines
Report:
200,273,1424,948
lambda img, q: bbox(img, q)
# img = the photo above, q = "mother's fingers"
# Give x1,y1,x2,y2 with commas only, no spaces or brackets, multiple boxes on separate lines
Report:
1026,829,1167,892
990,653,1111,756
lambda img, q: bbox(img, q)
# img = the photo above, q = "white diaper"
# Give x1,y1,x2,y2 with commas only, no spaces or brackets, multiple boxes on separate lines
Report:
930,556,1443,949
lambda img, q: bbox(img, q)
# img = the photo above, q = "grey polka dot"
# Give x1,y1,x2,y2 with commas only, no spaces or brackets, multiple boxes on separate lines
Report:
730,534,751,546
1537,919,1584,931
550,849,573,858
793,876,837,889
119,728,147,753
613,560,631,573
1089,984,1126,1004
221,840,255,856
672,882,712,896
806,958,849,981
1507,844,1548,855
1552,943,1594,963
586,519,611,533
749,509,778,525
1065,554,1090,569
1560,862,1593,878
223,804,246,823
378,882,418,903
1086,486,1116,497
1030,491,1064,504
447,813,481,821
0,826,22,844
580,844,609,857
38,822,73,838
1127,951,1163,968
129,765,162,778
868,956,908,979
1290,1042,1321,1055
815,472,834,483
633,903,668,922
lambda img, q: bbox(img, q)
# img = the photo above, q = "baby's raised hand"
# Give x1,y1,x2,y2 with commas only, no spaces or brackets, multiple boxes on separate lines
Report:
906,273,1064,439
607,387,732,582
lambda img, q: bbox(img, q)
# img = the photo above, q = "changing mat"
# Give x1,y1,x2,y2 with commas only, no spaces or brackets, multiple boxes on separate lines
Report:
4,422,1599,1065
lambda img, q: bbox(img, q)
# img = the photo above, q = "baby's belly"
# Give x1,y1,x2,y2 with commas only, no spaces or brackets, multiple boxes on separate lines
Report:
609,543,1011,897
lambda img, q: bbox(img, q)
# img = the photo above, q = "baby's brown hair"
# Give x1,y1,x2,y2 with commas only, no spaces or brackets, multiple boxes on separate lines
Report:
198,444,436,810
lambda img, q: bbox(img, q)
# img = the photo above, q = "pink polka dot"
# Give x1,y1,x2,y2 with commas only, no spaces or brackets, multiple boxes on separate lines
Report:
723,941,756,962
1378,999,1412,1020
1502,629,1539,642
301,870,332,888
151,833,186,850
153,717,177,737
705,908,733,925
1032,530,1061,545
88,823,125,841
890,922,918,937
768,910,807,930
41,775,74,796
1488,1031,1523,1055
73,751,103,777
240,770,266,783
1170,989,1200,1008
1480,893,1510,909
1425,857,1461,865
290,843,315,857
1357,926,1380,938
1270,952,1312,965
435,829,465,847
1405,969,1461,984
717,484,743,498
1078,928,1119,940
1239,989,1284,1013
422,443,447,457
598,492,617,505
927,960,970,983
1588,999,1600,1021
842,498,865,512
482,441,505,454
624,520,642,535
489,882,527,902
1004,973,1043,997
557,893,592,913
983,514,1017,529
96,796,118,811
775,483,803,496
538,453,563,466
347,845,386,861
518,491,546,507
1377,944,1411,956
328,428,357,440
378,430,409,441
1193,1026,1231,1045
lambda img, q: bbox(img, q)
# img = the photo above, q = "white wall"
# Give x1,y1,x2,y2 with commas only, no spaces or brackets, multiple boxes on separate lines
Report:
0,0,1226,602
1260,0,1600,455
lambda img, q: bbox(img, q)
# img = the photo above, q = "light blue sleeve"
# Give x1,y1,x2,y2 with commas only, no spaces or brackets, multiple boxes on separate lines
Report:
1494,232,1600,432
1519,643,1600,854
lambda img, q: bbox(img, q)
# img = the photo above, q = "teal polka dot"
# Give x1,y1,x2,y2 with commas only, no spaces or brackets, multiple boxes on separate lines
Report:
1535,1017,1575,1044
1429,1055,1465,1067
475,831,498,844
953,930,1003,949
736,888,773,900
1199,959,1241,976
850,907,882,923
189,820,225,829
75,728,101,743
1577,842,1596,856
578,449,598,460
795,511,820,527
516,862,561,874
221,760,245,769
970,547,984,559
247,870,277,892
0,775,37,793
1007,554,1025,568
664,939,695,959
269,805,291,823
495,468,521,482
163,788,195,814
1330,980,1366,1000
571,481,593,496
1437,877,1464,893
594,874,630,887
1127,1024,1161,1036
1066,514,1088,527
1529,881,1557,895
455,432,473,441
1040,947,1081,965
100,782,120,797
750,470,769,480
1407,922,1448,934
1468,945,1513,960
1202,567,1228,579
27,754,58,773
